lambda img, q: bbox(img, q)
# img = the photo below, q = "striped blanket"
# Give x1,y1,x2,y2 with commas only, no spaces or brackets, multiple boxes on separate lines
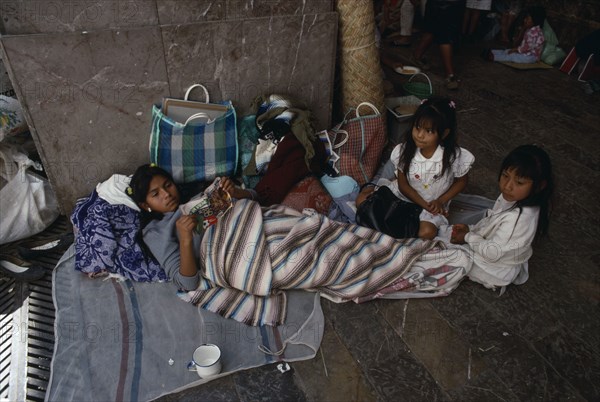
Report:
182,199,441,326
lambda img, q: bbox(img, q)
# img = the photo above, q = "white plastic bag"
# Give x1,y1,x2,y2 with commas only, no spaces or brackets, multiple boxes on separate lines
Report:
0,143,59,245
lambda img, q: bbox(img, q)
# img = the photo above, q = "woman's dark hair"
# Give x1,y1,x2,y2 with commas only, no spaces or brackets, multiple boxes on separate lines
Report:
499,144,554,237
400,96,459,177
128,164,177,224
127,164,178,260
526,6,546,28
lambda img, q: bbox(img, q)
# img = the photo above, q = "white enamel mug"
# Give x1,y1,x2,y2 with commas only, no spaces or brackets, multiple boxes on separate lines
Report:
187,344,222,378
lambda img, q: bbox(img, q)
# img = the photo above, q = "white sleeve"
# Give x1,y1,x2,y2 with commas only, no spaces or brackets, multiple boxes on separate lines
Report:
390,143,405,174
452,147,475,178
465,209,538,266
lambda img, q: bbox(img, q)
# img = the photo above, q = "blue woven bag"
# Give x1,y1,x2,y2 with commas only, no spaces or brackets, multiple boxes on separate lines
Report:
149,84,238,183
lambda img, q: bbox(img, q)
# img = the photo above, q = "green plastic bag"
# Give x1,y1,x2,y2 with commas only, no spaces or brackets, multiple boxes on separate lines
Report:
541,20,566,65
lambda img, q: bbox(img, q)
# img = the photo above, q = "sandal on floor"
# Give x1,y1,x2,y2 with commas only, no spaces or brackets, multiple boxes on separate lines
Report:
17,232,74,260
0,254,46,281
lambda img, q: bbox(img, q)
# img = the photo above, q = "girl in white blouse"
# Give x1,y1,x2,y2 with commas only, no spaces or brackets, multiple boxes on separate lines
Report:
450,144,554,289
386,97,475,240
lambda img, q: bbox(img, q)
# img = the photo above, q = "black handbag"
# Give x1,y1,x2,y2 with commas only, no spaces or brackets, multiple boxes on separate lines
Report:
355,185,422,238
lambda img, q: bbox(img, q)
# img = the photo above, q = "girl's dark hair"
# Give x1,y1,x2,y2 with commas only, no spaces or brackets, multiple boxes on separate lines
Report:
499,144,554,237
128,164,177,224
127,164,178,261
527,6,546,28
400,96,459,176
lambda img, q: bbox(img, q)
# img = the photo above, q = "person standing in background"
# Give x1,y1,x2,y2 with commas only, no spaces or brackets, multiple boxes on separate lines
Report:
378,0,419,47
412,0,463,89
462,0,493,41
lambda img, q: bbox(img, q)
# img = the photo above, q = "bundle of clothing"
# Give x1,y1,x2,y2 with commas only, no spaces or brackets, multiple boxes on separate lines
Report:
243,94,330,206
71,174,167,282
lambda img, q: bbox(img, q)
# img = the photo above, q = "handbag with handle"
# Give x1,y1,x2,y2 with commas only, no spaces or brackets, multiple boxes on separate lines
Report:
355,185,422,239
327,102,386,186
149,84,238,183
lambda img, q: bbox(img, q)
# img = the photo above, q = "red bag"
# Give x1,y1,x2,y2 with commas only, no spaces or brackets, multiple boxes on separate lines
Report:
327,102,386,186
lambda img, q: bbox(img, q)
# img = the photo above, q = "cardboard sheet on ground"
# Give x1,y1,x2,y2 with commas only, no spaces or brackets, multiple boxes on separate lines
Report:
47,247,323,401
500,61,553,70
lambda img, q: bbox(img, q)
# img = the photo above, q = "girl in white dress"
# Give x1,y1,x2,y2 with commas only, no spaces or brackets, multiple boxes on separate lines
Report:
357,97,475,240
449,144,554,289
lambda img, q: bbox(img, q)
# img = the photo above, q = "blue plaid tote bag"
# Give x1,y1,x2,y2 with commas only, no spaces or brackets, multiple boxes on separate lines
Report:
149,84,238,183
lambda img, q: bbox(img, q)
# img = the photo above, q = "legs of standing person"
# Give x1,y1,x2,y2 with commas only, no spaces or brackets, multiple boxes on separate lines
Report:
500,8,521,43
501,1,523,43
440,43,455,77
412,0,437,68
500,12,510,43
440,1,462,89
378,0,392,36
463,0,493,41
413,0,460,88
462,7,481,38
413,31,434,67
468,9,481,36
494,0,511,43
396,0,416,45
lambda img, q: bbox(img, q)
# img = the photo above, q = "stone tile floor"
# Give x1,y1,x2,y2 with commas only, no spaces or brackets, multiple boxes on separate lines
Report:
3,36,598,402
158,39,600,401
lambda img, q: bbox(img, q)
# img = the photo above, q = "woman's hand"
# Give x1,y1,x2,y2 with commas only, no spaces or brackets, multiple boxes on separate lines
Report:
176,214,197,243
176,214,199,277
220,177,237,195
450,224,469,244
220,177,250,200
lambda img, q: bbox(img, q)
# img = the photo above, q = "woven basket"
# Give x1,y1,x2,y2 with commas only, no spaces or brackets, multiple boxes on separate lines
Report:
336,0,385,113
402,73,433,99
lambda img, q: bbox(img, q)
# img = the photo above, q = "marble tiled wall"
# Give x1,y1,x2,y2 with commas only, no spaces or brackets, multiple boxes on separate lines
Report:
161,13,337,119
156,0,333,24
0,1,158,34
1,27,170,212
0,1,336,214
0,0,333,33
0,54,14,96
